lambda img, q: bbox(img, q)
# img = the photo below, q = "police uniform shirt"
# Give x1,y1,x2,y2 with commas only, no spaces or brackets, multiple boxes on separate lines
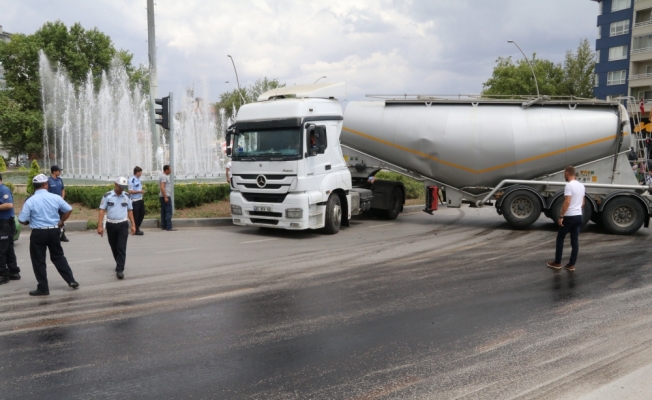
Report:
47,176,65,197
128,175,143,200
100,190,133,221
18,189,72,228
0,184,14,220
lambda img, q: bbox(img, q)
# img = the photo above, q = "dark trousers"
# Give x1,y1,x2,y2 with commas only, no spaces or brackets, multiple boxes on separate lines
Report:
132,200,145,229
106,221,129,271
160,197,172,230
30,228,75,292
0,219,19,276
555,215,582,266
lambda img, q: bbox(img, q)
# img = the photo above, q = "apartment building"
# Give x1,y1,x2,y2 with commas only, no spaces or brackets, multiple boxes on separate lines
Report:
0,25,11,90
593,0,652,117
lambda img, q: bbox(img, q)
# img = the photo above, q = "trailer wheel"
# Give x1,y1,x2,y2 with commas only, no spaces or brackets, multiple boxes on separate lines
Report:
385,187,403,220
501,190,541,228
550,196,593,229
601,197,645,235
323,193,342,234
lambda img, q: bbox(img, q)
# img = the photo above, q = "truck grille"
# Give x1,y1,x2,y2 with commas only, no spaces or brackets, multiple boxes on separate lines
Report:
243,184,285,189
236,174,294,180
242,193,288,203
250,218,279,225
249,211,283,217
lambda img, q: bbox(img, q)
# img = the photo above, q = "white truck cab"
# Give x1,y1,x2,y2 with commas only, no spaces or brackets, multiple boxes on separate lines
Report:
227,83,384,233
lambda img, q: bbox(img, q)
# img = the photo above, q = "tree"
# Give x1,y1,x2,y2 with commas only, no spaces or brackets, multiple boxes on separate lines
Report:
26,159,41,195
563,38,596,98
0,21,148,158
0,156,6,173
482,39,595,98
0,92,43,163
213,77,285,120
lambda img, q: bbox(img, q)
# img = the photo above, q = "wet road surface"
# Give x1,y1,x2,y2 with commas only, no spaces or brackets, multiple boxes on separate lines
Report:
2,206,652,399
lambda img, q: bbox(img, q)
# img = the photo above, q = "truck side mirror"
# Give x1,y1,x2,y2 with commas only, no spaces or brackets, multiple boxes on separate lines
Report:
226,147,232,157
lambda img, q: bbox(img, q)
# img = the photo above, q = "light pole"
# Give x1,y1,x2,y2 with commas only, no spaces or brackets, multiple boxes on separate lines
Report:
226,81,246,104
227,55,242,93
508,40,540,98
314,76,327,84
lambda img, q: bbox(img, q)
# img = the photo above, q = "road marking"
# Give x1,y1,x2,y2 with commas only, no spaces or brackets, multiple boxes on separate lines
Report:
368,223,395,228
609,277,630,289
68,258,103,265
160,247,201,254
241,238,278,244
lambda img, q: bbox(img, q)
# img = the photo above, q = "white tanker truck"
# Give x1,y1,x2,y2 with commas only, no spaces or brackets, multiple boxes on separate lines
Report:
227,83,651,235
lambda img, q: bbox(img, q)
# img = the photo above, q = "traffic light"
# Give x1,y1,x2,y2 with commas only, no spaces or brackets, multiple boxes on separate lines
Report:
155,96,170,129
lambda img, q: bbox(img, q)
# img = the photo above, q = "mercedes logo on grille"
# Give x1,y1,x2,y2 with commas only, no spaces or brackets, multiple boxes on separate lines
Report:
256,175,267,188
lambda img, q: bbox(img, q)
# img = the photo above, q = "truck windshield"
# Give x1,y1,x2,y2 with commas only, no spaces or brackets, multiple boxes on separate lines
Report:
232,128,302,160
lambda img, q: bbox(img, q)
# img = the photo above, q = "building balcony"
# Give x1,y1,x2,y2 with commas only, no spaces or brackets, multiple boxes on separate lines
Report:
635,20,652,28
636,0,652,9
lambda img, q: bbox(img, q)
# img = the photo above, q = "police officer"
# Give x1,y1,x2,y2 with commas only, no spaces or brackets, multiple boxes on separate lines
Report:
0,174,20,285
48,165,69,242
18,174,79,296
97,177,136,280
128,166,145,235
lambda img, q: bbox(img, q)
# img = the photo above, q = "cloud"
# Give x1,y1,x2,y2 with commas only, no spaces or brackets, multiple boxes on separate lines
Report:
3,0,599,102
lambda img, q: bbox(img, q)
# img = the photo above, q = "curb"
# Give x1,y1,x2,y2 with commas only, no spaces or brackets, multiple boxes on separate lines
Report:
402,204,425,213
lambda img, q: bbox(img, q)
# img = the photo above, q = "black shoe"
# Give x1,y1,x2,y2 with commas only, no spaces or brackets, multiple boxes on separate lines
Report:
29,289,50,296
166,228,177,231
69,281,79,289
60,235,69,242
116,271,124,280
8,273,20,280
135,230,144,236
0,276,9,285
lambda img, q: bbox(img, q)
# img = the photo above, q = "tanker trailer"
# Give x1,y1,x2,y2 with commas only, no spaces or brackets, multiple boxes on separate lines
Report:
341,97,651,235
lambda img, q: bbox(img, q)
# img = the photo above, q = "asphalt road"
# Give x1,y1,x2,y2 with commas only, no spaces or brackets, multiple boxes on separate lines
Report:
2,206,652,399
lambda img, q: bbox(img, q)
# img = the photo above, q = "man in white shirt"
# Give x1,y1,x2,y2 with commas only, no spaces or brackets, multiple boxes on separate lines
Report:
548,166,585,272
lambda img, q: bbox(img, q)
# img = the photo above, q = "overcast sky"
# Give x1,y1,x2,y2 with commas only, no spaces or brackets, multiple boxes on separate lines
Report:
1,0,598,103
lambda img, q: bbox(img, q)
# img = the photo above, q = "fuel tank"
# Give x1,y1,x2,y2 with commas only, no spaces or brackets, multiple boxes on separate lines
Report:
342,100,630,189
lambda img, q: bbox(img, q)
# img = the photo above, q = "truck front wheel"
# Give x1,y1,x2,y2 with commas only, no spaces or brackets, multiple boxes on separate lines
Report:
323,194,342,234
501,190,542,229
601,197,645,235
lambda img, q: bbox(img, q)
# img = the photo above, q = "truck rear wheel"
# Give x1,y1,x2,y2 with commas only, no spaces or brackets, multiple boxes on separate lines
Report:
323,194,342,234
385,187,403,220
601,197,645,235
501,190,541,228
550,196,592,229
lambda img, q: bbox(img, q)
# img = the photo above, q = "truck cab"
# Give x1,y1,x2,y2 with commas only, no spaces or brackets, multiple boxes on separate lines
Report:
227,83,374,233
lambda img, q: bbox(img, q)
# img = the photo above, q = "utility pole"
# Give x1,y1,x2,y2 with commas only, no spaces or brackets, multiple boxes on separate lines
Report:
147,0,161,173
168,92,175,214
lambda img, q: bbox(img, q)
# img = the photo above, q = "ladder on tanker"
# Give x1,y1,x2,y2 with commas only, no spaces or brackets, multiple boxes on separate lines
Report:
618,96,648,178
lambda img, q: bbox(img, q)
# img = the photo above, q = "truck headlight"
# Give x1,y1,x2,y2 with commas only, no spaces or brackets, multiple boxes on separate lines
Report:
231,205,243,215
286,208,303,218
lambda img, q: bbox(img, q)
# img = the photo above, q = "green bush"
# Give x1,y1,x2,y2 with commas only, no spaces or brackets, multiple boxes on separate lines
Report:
375,170,424,199
4,182,16,193
87,219,98,230
0,156,6,172
26,160,41,195
65,183,230,214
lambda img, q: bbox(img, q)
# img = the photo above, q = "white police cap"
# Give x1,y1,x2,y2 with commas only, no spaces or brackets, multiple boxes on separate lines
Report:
33,174,48,183
115,176,128,186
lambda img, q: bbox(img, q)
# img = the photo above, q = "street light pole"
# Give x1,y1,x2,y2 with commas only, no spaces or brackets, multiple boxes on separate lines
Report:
226,81,246,104
508,40,540,98
227,55,242,93
314,76,327,84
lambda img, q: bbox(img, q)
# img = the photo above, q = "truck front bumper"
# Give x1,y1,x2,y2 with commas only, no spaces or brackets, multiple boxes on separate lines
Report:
230,192,325,230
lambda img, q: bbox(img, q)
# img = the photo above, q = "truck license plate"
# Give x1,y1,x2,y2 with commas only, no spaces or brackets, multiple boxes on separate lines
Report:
254,206,272,212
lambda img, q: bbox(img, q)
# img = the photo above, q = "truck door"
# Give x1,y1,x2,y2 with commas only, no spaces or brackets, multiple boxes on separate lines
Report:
305,125,330,177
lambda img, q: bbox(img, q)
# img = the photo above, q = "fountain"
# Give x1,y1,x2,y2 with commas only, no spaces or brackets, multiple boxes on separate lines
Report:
39,51,223,181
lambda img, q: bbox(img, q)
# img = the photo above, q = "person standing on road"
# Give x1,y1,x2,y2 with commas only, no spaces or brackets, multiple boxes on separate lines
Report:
97,177,136,280
128,166,145,235
0,174,20,285
48,165,69,242
548,166,585,272
18,174,79,296
159,165,176,231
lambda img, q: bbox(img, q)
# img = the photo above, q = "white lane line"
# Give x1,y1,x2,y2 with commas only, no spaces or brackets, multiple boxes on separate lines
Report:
241,238,278,244
368,223,395,229
68,258,103,265
609,277,630,289
160,247,201,254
